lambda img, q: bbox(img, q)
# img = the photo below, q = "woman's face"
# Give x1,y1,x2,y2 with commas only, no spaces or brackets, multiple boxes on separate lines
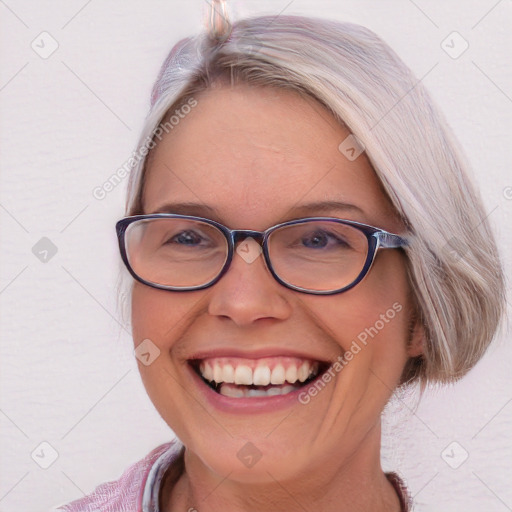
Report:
131,84,422,482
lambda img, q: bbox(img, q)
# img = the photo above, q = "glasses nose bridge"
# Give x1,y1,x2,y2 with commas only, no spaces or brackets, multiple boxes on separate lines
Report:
230,229,266,247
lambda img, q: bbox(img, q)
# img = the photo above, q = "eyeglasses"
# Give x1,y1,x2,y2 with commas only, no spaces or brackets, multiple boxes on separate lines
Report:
116,214,408,295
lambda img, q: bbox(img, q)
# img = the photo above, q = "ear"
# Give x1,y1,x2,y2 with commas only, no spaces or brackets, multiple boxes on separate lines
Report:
406,313,425,358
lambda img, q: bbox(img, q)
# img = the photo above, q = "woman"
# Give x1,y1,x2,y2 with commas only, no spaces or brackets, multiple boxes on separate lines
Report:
56,2,505,511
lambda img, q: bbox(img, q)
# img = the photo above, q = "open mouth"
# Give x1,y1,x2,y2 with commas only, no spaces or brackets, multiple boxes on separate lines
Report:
189,356,330,398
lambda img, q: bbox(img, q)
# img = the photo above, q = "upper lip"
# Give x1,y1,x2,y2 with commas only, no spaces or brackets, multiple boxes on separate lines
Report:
187,347,333,363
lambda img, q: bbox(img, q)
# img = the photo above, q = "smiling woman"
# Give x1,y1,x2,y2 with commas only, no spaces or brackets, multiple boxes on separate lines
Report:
56,2,505,512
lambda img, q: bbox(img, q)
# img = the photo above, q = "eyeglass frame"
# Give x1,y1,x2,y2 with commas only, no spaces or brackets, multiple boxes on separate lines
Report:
116,213,409,295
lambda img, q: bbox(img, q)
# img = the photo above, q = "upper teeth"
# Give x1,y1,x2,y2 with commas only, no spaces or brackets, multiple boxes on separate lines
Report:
198,357,320,386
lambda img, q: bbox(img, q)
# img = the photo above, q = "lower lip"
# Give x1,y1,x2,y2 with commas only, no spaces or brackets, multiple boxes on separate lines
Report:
186,363,322,414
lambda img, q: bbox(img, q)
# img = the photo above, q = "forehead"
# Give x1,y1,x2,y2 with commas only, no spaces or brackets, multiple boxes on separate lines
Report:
142,85,399,231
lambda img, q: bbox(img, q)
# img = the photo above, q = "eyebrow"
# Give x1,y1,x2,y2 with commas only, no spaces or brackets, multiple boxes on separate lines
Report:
148,200,366,222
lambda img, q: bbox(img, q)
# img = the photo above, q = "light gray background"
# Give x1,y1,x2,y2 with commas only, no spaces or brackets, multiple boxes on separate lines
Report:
0,1,511,511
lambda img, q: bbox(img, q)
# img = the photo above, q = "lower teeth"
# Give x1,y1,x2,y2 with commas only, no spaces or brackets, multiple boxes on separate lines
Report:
218,382,299,398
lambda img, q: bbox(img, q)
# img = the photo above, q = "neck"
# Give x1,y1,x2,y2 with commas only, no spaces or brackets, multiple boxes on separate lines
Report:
163,423,401,512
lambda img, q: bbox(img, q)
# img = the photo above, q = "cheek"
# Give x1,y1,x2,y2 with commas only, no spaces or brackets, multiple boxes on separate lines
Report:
305,252,411,376
131,283,206,349
130,285,174,393
131,284,167,346
130,284,205,395
130,284,205,430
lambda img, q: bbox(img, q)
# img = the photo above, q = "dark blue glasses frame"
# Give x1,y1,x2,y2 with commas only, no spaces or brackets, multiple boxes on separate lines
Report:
116,214,409,295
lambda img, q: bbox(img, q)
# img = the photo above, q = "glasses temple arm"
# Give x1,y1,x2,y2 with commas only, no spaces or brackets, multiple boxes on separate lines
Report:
376,231,409,248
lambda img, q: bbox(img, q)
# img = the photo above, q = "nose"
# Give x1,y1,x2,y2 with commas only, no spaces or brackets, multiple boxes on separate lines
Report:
207,237,292,326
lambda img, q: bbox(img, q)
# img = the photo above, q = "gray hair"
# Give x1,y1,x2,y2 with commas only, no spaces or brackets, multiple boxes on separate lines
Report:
123,14,505,387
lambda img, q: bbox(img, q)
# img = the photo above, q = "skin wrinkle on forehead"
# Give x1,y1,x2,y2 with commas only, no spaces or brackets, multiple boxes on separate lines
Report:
141,87,402,233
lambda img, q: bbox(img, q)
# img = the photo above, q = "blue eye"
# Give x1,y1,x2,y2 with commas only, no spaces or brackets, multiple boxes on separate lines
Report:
168,230,205,246
301,230,350,249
